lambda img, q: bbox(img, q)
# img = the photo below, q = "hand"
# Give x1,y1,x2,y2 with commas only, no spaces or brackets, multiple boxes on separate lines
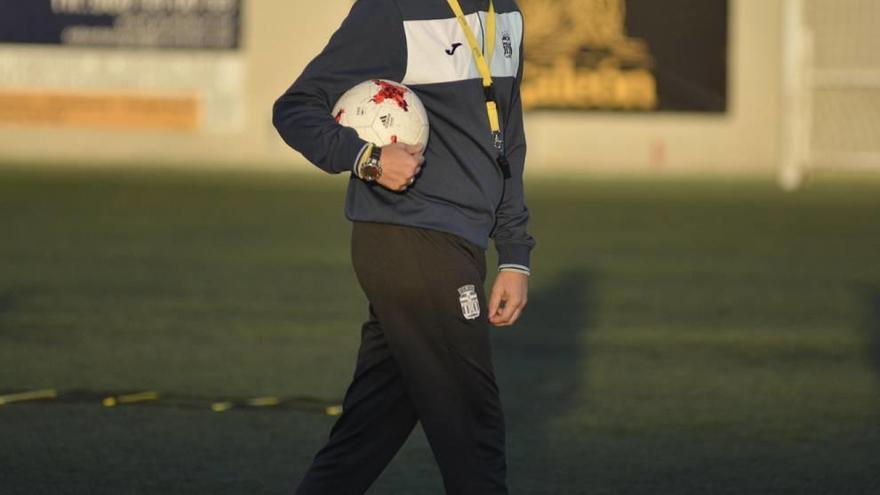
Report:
488,271,528,327
377,143,424,192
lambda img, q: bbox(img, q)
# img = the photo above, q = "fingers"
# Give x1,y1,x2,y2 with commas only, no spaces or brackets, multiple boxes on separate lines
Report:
490,296,525,326
394,171,416,191
488,284,503,320
506,305,524,326
392,157,422,192
377,143,425,192
490,296,519,326
403,143,425,166
404,143,423,155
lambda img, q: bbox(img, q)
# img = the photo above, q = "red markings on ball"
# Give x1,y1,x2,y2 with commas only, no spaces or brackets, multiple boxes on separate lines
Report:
371,80,409,111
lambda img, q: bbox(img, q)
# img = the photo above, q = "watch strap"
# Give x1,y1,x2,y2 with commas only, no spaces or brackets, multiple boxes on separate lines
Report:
357,143,382,181
370,143,382,162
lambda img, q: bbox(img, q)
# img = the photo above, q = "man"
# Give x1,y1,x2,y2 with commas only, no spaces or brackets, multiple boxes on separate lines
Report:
272,0,534,493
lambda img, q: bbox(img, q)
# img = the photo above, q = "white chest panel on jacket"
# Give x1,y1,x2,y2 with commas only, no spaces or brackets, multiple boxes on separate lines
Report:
402,10,522,86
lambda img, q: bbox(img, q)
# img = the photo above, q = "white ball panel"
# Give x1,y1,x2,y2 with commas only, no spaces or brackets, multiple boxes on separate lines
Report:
332,79,430,149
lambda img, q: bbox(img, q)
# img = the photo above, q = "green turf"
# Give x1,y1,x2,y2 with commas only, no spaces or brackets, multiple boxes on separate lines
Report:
1,166,879,494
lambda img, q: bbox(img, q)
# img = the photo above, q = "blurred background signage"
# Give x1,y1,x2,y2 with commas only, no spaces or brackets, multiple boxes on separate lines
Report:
520,0,728,112
0,0,244,133
0,0,241,50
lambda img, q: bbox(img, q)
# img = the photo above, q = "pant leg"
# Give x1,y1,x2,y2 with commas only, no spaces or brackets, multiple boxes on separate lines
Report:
296,305,419,495
350,222,509,495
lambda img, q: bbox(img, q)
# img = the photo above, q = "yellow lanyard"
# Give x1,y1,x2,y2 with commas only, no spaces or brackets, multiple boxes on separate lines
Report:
446,0,502,148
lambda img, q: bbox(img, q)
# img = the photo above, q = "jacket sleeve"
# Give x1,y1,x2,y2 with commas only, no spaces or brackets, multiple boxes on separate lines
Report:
490,20,536,276
272,0,407,174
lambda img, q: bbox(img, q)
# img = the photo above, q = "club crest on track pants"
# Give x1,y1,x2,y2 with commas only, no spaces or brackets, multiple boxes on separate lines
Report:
295,221,508,495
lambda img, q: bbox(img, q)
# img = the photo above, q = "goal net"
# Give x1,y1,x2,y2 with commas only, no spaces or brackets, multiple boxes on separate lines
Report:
781,0,880,188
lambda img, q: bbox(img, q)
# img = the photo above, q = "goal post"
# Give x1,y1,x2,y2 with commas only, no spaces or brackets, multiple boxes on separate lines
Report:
780,0,880,189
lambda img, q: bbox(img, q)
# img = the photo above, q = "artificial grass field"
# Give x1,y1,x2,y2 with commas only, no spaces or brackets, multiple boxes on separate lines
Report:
0,166,878,494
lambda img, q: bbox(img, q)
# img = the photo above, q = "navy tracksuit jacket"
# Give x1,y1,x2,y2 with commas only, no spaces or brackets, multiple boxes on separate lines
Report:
272,0,535,274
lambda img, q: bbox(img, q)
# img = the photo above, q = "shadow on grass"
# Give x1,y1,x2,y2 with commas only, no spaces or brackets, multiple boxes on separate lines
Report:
0,289,21,321
0,288,30,335
865,286,880,393
492,270,596,488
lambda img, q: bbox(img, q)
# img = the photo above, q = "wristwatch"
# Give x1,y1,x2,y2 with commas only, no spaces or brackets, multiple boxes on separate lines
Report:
359,144,383,182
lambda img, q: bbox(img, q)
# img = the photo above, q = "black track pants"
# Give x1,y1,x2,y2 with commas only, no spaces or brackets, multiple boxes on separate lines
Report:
295,221,508,495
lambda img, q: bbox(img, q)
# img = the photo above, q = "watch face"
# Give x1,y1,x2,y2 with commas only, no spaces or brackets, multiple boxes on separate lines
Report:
363,164,381,180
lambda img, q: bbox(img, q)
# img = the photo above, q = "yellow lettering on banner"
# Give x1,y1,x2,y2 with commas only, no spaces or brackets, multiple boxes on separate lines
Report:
0,89,200,131
521,59,657,111
519,0,659,111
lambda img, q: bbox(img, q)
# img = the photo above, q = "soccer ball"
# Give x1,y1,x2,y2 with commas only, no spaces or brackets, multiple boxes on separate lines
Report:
331,79,429,149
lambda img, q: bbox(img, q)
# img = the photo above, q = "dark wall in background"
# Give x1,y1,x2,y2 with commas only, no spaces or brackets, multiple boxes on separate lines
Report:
520,0,728,113
627,0,728,112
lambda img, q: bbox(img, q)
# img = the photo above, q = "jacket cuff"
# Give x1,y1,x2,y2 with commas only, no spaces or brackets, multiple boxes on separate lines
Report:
351,141,371,176
333,129,369,174
496,243,531,276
